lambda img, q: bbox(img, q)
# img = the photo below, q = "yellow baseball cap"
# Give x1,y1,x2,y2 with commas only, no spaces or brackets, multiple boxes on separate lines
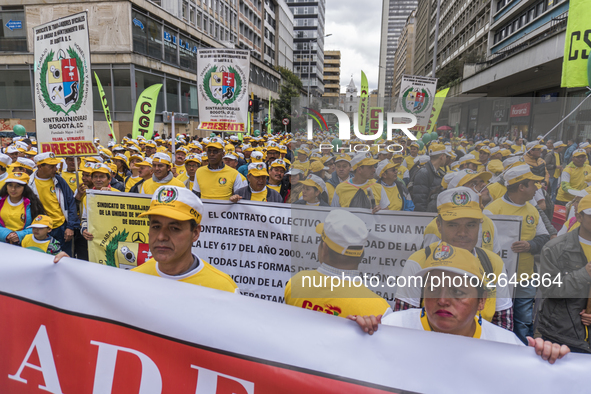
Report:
5,171,30,185
417,242,485,282
299,174,326,193
139,186,203,224
206,137,224,150
437,187,483,220
248,162,269,177
376,159,400,178
28,214,54,229
447,169,492,190
487,159,504,174
503,164,543,185
185,154,202,164
350,152,379,170
34,152,60,166
428,143,447,156
310,160,327,173
152,152,172,165
315,209,368,257
91,163,112,175
573,149,587,158
270,159,287,169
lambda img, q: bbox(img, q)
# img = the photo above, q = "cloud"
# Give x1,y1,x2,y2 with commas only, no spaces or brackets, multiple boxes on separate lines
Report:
324,0,383,93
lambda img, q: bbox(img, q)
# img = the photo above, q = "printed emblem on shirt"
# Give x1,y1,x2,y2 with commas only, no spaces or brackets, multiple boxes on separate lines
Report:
433,244,454,260
482,230,491,244
20,214,25,221
69,177,76,184
452,191,470,206
526,215,534,225
302,300,342,316
218,177,227,185
49,186,56,194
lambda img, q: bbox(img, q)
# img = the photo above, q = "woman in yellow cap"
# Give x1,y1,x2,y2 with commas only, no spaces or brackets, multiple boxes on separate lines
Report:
0,172,45,245
351,243,571,364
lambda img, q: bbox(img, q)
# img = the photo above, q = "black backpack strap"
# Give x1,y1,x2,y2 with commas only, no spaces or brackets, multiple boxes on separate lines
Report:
474,247,493,276
424,245,432,259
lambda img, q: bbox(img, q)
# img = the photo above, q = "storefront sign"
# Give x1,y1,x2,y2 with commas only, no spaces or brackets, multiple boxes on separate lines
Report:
510,103,530,117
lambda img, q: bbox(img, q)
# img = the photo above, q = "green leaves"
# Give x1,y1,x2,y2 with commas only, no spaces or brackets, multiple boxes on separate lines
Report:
105,230,129,267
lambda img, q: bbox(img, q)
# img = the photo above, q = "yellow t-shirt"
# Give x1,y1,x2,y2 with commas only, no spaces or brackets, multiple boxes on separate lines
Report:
424,215,496,252
250,187,269,202
285,269,391,318
382,183,403,211
333,180,386,208
557,163,591,202
60,171,81,193
267,184,281,194
176,171,189,184
175,164,186,178
291,160,310,175
21,234,61,255
140,176,186,195
194,166,243,200
125,176,143,192
485,198,541,277
132,257,238,293
35,178,65,228
404,155,417,170
0,198,25,231
487,182,507,202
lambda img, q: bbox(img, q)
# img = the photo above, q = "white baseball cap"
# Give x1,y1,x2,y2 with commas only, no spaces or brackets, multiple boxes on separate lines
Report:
0,153,11,168
503,163,543,185
139,186,204,224
223,153,238,161
316,210,368,257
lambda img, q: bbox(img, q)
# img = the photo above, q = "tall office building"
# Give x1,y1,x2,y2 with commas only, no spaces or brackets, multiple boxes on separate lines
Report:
377,0,418,105
287,0,326,96
322,50,341,98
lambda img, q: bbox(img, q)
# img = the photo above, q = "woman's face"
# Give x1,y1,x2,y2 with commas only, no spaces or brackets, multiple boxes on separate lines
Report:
423,270,485,337
302,185,319,203
7,183,24,199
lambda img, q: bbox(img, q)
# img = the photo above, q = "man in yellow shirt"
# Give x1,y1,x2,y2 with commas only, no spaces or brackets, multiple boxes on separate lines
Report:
230,163,283,203
61,157,82,193
139,152,185,195
376,160,414,211
325,154,351,204
285,209,391,318
29,152,79,253
484,164,550,343
129,186,238,292
556,149,591,205
331,152,390,212
267,158,287,197
404,142,420,170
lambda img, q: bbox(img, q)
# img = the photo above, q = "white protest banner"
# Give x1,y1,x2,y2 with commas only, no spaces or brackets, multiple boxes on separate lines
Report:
396,75,438,134
86,192,520,306
491,215,523,297
33,12,96,156
0,243,588,394
197,49,250,133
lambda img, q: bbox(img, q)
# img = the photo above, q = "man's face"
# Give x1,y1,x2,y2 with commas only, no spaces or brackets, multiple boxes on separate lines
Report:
269,166,285,182
149,215,199,266
530,148,541,159
138,165,153,178
516,138,523,146
8,152,18,163
546,140,554,150
153,162,169,179
37,163,57,179
325,161,335,174
335,161,351,180
65,157,78,172
145,146,156,157
392,156,404,165
410,146,419,156
467,163,478,172
519,179,538,201
185,162,199,177
573,155,586,167
266,150,280,162
207,147,223,165
175,152,186,164
297,153,308,161
223,158,238,169
382,167,398,183
91,173,110,189
479,152,490,162
82,171,93,187
437,217,480,251
248,174,267,191
577,212,591,235
356,164,376,180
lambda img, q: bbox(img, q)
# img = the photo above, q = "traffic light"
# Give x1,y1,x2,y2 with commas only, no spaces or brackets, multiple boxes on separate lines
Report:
248,99,254,112
253,97,260,113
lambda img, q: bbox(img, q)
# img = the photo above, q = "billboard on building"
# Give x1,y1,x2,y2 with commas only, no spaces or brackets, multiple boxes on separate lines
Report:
33,12,96,156
197,49,250,133
395,75,438,134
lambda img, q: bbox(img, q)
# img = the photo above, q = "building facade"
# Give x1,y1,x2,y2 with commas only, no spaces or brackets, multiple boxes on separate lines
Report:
322,50,340,98
377,0,418,107
287,0,326,97
392,10,416,103
0,0,283,141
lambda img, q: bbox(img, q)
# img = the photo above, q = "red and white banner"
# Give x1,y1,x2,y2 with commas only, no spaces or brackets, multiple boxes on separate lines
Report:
0,244,589,393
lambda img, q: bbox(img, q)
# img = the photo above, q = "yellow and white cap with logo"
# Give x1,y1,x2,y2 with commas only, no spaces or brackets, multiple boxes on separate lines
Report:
417,242,485,280
5,171,30,185
139,186,204,224
315,209,368,257
376,159,400,178
573,149,587,158
437,187,483,220
248,162,269,177
428,143,447,156
503,164,543,185
270,159,287,169
447,169,492,190
28,214,54,229
300,174,326,193
34,152,61,166
350,152,379,170
152,152,172,165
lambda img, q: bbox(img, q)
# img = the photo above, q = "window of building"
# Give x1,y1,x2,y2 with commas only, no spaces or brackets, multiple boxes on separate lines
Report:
163,27,178,65
166,78,180,112
113,69,132,112
0,69,32,110
180,34,197,71
0,8,26,52
181,81,199,116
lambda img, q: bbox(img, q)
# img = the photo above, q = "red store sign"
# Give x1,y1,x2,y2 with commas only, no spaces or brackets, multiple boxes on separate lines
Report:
510,103,531,117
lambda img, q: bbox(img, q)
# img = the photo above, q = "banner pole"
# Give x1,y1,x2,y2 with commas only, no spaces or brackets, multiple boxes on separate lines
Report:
171,112,176,164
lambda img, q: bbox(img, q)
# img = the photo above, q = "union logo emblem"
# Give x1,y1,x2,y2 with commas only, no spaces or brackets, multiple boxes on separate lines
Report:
218,177,227,185
40,48,85,115
451,191,470,206
433,244,454,261
202,65,244,105
526,215,535,225
482,231,492,244
156,187,178,203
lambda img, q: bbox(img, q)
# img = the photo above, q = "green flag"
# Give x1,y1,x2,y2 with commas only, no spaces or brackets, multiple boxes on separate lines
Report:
561,0,591,88
94,72,115,142
425,88,450,134
358,71,369,133
132,84,162,140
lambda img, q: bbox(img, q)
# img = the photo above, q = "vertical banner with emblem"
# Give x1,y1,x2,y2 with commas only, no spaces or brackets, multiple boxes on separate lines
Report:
197,49,250,133
560,0,591,88
33,12,95,156
395,75,438,134
358,70,369,133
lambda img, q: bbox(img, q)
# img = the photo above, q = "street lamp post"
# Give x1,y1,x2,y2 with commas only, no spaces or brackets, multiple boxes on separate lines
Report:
307,33,332,107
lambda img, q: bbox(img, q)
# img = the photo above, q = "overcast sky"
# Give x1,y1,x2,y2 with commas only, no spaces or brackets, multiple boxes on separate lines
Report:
324,0,383,94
